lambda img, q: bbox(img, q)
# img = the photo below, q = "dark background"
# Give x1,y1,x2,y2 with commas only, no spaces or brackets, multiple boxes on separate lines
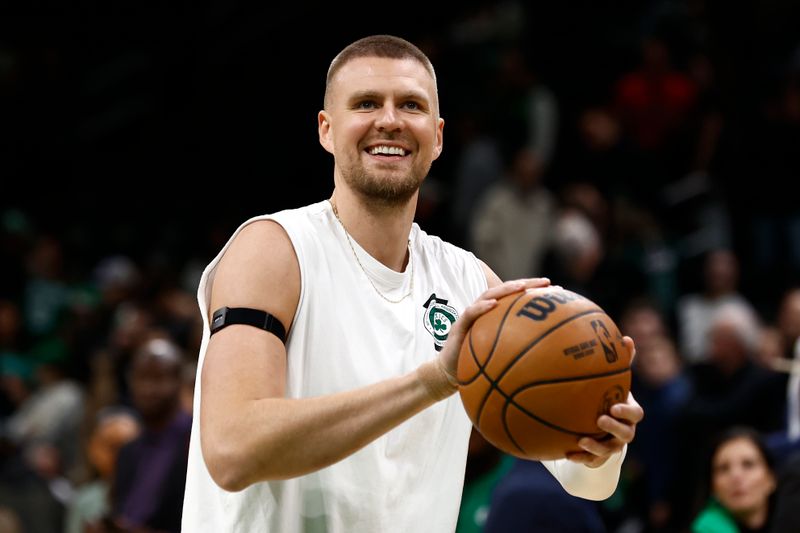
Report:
3,0,800,310
3,3,800,532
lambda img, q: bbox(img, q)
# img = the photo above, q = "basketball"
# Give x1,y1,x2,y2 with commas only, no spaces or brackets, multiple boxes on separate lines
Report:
457,287,632,461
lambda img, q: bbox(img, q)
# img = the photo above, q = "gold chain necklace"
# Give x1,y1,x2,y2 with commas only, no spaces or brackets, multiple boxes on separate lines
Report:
330,200,414,304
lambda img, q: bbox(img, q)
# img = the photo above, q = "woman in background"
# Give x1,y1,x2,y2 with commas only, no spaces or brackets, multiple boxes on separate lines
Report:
692,426,777,533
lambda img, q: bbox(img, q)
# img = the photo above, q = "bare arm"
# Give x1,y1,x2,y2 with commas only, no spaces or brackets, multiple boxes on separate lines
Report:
200,221,543,491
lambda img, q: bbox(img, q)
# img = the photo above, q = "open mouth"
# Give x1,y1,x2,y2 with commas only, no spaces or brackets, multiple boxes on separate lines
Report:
366,144,408,157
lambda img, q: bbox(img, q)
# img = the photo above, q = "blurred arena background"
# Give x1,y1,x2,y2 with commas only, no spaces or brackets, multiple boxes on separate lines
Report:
2,1,800,532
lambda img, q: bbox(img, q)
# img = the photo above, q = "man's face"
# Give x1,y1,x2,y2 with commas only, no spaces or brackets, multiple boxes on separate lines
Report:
130,354,181,421
319,56,444,207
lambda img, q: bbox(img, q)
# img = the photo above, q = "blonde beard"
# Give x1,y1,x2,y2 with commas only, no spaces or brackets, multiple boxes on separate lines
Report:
341,165,428,209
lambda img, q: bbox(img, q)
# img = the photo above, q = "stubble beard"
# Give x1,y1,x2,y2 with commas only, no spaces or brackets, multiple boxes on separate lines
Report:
342,159,430,210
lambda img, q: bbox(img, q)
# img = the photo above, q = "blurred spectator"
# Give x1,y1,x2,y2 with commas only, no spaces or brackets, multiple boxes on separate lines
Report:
757,326,785,372
691,426,777,533
64,407,140,533
612,197,680,317
0,434,64,533
676,248,759,364
613,35,697,156
449,114,503,246
109,336,190,533
764,288,800,467
547,208,603,290
567,105,646,202
93,256,141,312
673,302,787,527
658,48,731,262
490,46,559,170
22,235,70,339
84,349,121,430
540,206,633,316
772,449,800,533
4,351,85,481
470,147,557,280
105,303,154,406
0,354,35,421
619,297,670,354
77,256,145,372
685,50,724,177
627,334,691,531
561,182,612,240
483,459,605,533
0,506,22,533
153,288,203,355
776,288,800,361
546,181,649,318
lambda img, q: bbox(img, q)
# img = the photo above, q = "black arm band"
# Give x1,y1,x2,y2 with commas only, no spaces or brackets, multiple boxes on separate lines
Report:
209,306,287,344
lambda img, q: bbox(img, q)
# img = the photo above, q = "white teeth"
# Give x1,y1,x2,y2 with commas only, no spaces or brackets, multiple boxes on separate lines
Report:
369,145,406,156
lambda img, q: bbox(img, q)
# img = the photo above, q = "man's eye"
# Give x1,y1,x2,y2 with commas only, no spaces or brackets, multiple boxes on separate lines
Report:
357,101,377,109
403,102,419,110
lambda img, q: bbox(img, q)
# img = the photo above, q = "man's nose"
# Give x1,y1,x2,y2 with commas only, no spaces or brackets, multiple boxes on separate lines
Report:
374,105,402,131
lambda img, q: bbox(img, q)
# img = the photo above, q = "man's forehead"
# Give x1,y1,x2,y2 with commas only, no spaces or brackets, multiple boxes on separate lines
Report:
332,56,434,87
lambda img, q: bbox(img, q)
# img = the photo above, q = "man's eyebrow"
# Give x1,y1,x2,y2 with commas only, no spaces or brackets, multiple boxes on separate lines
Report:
348,90,381,102
348,90,429,103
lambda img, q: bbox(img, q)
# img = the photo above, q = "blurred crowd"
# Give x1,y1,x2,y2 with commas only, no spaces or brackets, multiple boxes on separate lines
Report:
3,1,800,532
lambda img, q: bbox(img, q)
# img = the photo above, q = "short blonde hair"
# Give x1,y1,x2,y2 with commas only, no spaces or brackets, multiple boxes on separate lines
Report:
324,34,438,111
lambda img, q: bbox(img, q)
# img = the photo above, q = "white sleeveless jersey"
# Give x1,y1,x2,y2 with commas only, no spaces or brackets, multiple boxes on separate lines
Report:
182,200,488,532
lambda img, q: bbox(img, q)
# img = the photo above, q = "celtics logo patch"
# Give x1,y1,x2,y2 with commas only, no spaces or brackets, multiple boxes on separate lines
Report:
423,294,458,352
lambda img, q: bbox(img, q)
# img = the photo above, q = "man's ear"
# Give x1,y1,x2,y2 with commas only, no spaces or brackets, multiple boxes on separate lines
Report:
318,111,334,155
432,117,444,160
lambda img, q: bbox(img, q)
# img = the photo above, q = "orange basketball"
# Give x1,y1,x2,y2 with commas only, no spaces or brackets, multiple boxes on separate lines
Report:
457,287,631,460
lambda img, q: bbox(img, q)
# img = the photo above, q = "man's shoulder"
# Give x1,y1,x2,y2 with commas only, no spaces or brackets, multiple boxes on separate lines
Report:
414,225,488,289
232,201,329,240
414,225,474,260
240,200,328,226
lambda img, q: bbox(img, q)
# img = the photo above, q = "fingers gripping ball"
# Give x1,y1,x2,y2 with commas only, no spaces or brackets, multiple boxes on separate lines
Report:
457,288,631,460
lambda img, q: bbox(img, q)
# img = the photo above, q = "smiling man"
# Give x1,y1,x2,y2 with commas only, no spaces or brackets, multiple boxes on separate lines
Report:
181,34,643,533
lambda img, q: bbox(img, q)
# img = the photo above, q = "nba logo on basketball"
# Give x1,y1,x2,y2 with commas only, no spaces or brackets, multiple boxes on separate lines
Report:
457,288,632,460
591,319,618,363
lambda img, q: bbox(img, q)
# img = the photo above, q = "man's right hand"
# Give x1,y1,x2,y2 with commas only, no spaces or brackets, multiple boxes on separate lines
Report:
430,276,552,399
